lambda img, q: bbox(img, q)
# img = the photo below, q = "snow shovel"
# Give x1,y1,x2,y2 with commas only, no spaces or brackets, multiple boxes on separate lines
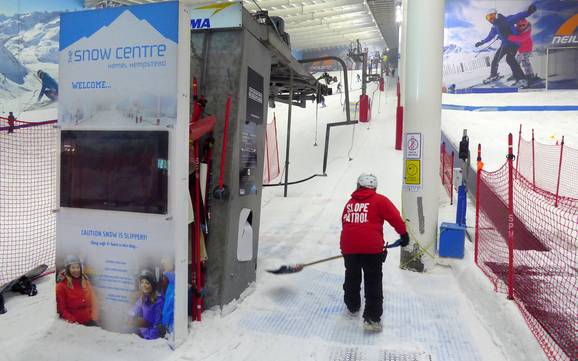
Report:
267,238,403,275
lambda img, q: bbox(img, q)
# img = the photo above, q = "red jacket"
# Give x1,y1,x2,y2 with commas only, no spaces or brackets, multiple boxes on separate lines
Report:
56,277,98,325
340,188,407,254
508,27,532,53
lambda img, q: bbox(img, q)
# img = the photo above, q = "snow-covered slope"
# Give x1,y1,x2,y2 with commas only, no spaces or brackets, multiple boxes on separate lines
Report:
0,11,60,116
0,43,28,84
0,75,550,361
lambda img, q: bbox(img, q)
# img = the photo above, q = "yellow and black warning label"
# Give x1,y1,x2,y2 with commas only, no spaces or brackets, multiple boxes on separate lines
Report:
405,160,421,185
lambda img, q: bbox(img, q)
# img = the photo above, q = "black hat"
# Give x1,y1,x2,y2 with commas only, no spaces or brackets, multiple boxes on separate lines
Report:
139,269,155,287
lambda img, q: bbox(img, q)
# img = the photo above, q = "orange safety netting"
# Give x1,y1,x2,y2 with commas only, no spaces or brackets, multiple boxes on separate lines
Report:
517,130,578,201
440,142,454,204
476,141,577,361
263,113,280,184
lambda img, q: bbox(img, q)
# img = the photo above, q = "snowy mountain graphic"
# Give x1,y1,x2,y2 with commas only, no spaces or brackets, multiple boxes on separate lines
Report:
63,10,175,51
0,11,60,114
58,8,178,126
0,44,28,84
443,44,463,56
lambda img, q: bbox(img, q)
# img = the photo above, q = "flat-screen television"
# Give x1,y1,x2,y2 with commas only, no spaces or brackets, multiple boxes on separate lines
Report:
60,130,168,214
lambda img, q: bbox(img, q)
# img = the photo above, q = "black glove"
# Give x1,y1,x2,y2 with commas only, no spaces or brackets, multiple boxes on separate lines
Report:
527,4,536,15
475,41,483,47
380,248,388,263
400,233,410,247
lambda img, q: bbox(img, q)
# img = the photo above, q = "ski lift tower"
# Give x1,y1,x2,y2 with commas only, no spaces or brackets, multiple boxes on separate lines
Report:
347,40,371,122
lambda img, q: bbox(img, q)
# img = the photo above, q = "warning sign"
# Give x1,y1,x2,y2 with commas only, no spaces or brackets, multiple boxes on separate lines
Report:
405,133,421,159
405,160,421,185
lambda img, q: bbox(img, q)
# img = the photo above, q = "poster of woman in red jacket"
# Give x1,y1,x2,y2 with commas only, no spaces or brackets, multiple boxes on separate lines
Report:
56,255,99,326
340,173,409,332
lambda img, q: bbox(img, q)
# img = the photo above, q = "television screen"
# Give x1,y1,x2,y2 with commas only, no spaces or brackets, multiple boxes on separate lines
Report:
60,131,169,214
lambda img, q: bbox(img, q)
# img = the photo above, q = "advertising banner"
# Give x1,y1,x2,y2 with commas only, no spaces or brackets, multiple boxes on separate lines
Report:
300,42,387,73
57,1,180,342
189,2,242,30
0,0,83,118
443,0,578,91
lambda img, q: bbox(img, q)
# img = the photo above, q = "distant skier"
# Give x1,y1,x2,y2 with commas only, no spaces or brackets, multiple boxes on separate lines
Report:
37,70,58,102
475,5,536,87
336,82,343,93
340,173,409,332
508,19,536,82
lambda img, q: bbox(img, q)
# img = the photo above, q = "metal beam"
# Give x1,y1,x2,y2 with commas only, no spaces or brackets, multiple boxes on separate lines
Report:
295,34,383,50
288,22,377,36
250,0,365,16
283,9,369,25
292,29,381,42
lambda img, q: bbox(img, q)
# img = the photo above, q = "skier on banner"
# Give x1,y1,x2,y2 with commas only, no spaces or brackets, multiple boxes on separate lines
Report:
340,173,409,332
7,111,15,133
37,70,59,102
474,4,537,87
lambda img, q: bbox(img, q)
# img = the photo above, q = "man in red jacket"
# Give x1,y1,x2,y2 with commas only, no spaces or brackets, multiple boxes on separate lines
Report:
340,173,409,332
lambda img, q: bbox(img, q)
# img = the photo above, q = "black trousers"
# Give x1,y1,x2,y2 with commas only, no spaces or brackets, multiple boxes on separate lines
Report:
490,44,525,81
343,253,383,322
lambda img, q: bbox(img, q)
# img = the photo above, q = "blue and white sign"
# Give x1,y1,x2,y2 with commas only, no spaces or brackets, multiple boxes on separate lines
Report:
59,2,178,127
189,2,242,30
56,1,190,346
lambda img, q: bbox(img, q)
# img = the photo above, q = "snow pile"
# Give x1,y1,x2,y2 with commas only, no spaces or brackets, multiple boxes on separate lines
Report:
442,91,578,170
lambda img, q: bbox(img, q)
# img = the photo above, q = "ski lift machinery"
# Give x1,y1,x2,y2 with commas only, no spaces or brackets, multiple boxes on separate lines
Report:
189,7,333,311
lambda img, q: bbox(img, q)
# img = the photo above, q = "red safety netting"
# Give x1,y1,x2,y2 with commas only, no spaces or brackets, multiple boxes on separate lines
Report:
263,113,280,184
0,117,57,286
476,141,577,361
517,130,578,200
440,142,454,204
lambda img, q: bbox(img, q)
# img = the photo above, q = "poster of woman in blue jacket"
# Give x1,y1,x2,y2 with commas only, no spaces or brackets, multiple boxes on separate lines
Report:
129,269,165,340
443,0,578,91
475,5,536,87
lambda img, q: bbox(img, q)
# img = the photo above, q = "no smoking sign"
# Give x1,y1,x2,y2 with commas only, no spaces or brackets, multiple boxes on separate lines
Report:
405,133,421,159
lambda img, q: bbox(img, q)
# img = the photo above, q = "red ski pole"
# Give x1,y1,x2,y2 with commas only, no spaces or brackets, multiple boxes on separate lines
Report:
213,96,231,200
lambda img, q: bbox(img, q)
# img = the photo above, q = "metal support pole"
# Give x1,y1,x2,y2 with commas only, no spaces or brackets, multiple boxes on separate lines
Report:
362,53,367,96
400,0,444,272
283,70,293,197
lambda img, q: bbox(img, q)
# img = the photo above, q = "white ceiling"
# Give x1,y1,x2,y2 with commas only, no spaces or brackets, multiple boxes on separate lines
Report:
85,0,396,51
243,0,385,50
